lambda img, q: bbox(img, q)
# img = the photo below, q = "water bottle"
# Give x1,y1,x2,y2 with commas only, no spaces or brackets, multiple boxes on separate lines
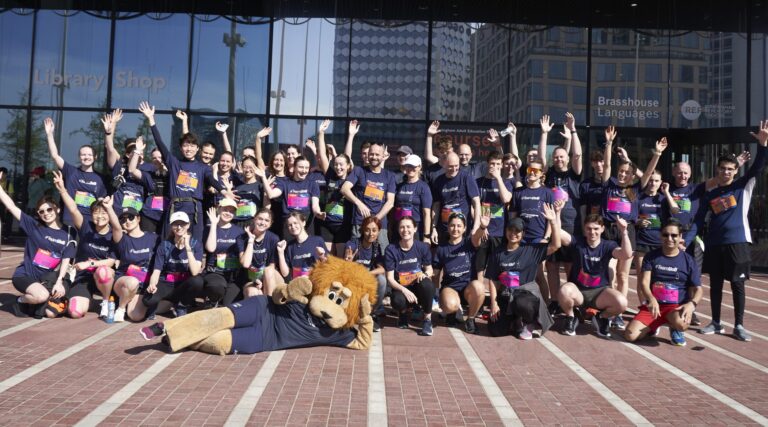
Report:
106,296,115,324
499,126,514,137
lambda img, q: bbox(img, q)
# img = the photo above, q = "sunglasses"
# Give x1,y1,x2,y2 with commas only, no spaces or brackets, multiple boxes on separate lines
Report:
661,233,679,238
526,167,542,175
448,212,466,221
171,221,189,228
119,214,137,223
37,207,55,215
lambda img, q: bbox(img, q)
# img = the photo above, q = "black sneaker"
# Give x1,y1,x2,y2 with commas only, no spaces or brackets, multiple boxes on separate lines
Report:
690,312,701,326
372,315,382,332
140,322,166,340
593,314,611,338
397,312,409,329
174,303,188,318
563,316,579,336
446,313,458,327
32,303,46,319
464,318,478,334
547,300,562,316
11,298,29,318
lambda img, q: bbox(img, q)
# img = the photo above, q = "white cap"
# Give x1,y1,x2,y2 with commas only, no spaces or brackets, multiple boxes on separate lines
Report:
403,154,422,167
169,211,190,224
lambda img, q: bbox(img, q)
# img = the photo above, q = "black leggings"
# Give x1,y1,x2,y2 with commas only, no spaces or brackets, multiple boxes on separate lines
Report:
203,271,242,306
142,276,204,309
488,290,540,337
709,274,746,326
390,278,435,314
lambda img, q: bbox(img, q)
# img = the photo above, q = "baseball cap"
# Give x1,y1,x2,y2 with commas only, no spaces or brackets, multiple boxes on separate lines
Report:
169,211,190,224
403,154,422,167
219,198,237,209
119,207,140,218
397,145,413,155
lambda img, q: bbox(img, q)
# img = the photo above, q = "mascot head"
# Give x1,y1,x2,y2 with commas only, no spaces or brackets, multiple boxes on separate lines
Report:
308,256,378,329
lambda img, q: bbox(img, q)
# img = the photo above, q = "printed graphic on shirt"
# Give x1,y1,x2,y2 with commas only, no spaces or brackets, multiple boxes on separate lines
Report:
364,181,385,202
176,170,199,192
709,193,737,215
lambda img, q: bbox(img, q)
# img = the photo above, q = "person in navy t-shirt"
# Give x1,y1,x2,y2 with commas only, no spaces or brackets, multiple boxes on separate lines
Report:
625,219,703,346
557,214,633,338
2,174,77,318
44,117,107,226
344,216,387,331
265,156,322,236
238,208,280,297
277,212,328,281
393,155,433,242
232,156,265,228
431,152,481,245
203,199,245,307
475,152,514,283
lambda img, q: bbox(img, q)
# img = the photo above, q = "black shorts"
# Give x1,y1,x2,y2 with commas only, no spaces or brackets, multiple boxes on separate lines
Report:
547,225,574,263
12,271,62,294
579,287,606,310
703,243,751,282
318,220,352,244
476,236,503,273
65,275,99,300
634,244,659,254
602,222,636,250
440,285,470,305
140,215,161,234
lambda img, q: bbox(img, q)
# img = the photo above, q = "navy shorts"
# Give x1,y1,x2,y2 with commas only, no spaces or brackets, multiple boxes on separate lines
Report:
228,296,268,355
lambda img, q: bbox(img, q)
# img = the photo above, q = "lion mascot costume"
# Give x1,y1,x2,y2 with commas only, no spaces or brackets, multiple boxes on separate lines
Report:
139,256,378,355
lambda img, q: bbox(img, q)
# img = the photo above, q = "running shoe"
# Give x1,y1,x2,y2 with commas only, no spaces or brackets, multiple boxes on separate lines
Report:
464,318,478,335
593,314,611,338
113,307,126,323
432,297,441,313
11,298,28,318
519,323,534,340
372,315,382,332
454,306,464,323
698,322,725,335
99,300,109,318
547,300,562,316
670,329,687,346
612,316,626,331
419,318,433,336
174,303,188,318
563,316,579,336
139,322,166,340
690,312,701,326
398,312,409,329
446,313,458,327
734,325,752,342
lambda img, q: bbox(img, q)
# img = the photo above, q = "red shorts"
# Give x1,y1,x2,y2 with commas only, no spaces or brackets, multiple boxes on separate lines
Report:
631,304,680,332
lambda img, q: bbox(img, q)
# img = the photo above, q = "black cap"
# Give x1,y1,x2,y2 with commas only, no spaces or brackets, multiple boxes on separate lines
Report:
505,217,525,231
397,145,413,155
119,207,140,218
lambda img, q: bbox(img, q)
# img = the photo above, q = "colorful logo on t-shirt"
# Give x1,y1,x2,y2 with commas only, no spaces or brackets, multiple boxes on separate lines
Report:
325,201,344,219
165,271,190,283
709,193,737,215
499,271,520,288
606,196,631,214
398,269,421,286
639,213,661,229
248,265,265,281
32,249,62,270
236,200,257,218
577,268,601,288
121,194,144,211
216,253,240,270
287,191,310,210
673,196,691,213
482,202,503,219
441,204,462,224
363,181,385,202
552,186,569,202
292,266,312,278
176,170,198,191
150,196,166,211
651,282,680,304
74,191,96,208
126,264,148,283
393,206,413,221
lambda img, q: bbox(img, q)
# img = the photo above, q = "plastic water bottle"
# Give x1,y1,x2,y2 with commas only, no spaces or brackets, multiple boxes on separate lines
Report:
106,296,115,324
499,126,514,137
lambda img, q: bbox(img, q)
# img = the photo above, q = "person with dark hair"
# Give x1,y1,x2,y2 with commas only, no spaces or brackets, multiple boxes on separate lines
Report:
385,216,435,336
344,215,387,331
264,155,323,236
624,219,702,346
422,121,454,191
578,150,606,221
203,200,245,308
53,172,116,319
475,151,514,282
238,207,280,297
393,154,432,243
233,156,266,228
44,117,107,226
200,141,217,166
284,144,301,177
431,152,481,245
485,203,562,339
139,102,232,244
276,212,328,281
557,214,633,338
1,170,77,318
695,120,768,342
128,141,169,234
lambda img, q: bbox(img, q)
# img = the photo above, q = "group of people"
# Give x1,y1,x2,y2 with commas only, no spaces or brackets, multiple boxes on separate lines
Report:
3,102,766,349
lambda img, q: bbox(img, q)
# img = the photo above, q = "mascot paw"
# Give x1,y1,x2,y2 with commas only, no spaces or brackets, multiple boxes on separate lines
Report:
358,294,372,325
273,276,313,305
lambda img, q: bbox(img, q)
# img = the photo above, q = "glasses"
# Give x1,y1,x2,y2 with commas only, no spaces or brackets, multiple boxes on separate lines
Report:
526,167,542,175
661,233,679,239
171,221,188,228
37,207,54,215
448,212,465,220
119,214,137,223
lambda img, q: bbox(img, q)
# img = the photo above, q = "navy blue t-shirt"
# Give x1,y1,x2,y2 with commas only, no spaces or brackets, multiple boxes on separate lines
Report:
111,161,152,214
578,178,604,218
477,176,514,238
424,162,445,194
434,170,480,233
663,182,703,246
62,161,107,224
73,221,116,281
636,192,664,247
510,186,554,243
277,178,319,220
153,238,203,283
567,236,618,290
384,240,432,287
237,230,279,282
484,243,548,288
307,170,327,204
206,224,244,273
13,213,78,281
345,166,396,227
115,231,159,283
545,168,581,230
394,180,432,227
284,235,327,280
322,171,352,226
642,249,701,304
601,177,641,223
151,125,221,201
344,239,384,271
433,237,476,290
233,182,264,222
139,162,168,222
260,300,357,351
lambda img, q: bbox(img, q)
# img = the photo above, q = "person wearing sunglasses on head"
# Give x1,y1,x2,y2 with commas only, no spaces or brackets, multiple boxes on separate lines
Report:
625,219,702,346
103,198,160,322
1,169,77,319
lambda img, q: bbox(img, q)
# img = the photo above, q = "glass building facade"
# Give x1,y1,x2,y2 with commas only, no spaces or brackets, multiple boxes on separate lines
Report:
0,7,766,266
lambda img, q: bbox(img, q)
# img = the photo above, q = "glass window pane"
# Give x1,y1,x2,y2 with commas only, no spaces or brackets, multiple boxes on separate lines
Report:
112,14,190,110
110,112,174,159
0,109,31,182
430,22,507,122
189,16,269,114
0,10,33,106
348,21,428,120
270,18,350,117
752,32,768,124
591,29,668,128
352,121,424,169
270,118,346,165
32,11,110,108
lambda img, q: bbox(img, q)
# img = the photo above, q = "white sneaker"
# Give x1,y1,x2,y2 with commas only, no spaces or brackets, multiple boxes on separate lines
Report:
432,297,442,313
519,324,534,340
113,307,126,323
99,301,109,318
454,306,464,323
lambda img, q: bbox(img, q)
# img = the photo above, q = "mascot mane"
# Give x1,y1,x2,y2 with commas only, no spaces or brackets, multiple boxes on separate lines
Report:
309,256,378,329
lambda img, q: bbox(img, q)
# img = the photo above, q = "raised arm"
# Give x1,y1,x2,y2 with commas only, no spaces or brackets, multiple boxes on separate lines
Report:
239,227,256,268
660,182,680,215
602,126,616,182
254,126,272,171
176,110,189,135
506,121,522,169
215,121,232,153
611,217,633,260
183,234,202,276
472,211,490,247
102,109,123,169
640,137,667,189
344,120,359,158
52,171,84,229
101,196,123,243
205,208,219,253
276,240,289,278
424,121,440,165
565,112,582,176
127,136,146,180
316,119,331,173
44,117,65,170
538,114,554,169
543,202,562,255
0,171,21,220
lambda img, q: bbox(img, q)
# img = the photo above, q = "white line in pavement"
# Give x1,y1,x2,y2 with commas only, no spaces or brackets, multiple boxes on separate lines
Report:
0,322,130,394
623,343,768,425
224,350,285,427
749,276,768,285
658,326,768,375
449,328,521,426
0,318,47,339
368,333,387,427
699,284,768,305
74,353,180,427
538,338,652,426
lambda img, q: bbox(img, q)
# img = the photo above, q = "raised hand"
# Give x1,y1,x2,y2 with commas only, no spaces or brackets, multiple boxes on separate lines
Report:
750,120,768,146
135,136,146,153
44,117,55,135
101,113,114,134
257,126,273,139
553,199,565,213
111,108,123,124
344,246,358,262
244,225,255,240
487,128,499,143
305,139,316,154
348,120,360,136
616,146,629,162
604,126,617,143
276,240,287,252
540,114,554,133
427,120,440,136
541,203,556,222
737,150,751,167
660,182,670,194
318,119,331,134
175,110,187,121
207,207,219,226
101,195,113,210
559,123,571,141
506,121,517,135
215,121,229,133
52,170,65,192
315,246,328,262
616,217,628,233
138,101,155,120
564,112,576,131
479,210,491,229
656,137,668,153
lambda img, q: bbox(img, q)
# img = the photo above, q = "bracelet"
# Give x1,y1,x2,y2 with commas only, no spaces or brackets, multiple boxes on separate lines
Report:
570,130,577,134
104,132,112,136
690,300,698,308
652,149,662,156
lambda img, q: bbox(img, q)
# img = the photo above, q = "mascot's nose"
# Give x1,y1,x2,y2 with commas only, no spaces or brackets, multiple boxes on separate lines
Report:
320,311,333,320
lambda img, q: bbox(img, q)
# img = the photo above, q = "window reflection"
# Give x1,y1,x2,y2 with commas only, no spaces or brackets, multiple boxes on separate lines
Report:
0,10,33,105
0,109,31,180
751,32,768,123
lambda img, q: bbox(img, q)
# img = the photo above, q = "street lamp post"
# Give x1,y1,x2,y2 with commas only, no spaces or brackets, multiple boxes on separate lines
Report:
223,19,246,115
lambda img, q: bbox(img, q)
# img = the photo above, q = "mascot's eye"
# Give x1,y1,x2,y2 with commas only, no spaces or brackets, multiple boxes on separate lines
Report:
328,291,336,301
335,297,344,305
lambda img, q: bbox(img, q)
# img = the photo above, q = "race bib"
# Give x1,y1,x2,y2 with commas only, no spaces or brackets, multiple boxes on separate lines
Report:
577,269,601,288
652,282,680,304
639,213,661,229
482,202,503,219
606,197,631,214
710,194,737,215
74,191,96,208
248,265,265,281
499,271,520,288
440,204,462,224
126,264,148,283
393,206,413,221
363,182,385,202
121,194,144,211
287,192,309,209
552,187,569,202
216,253,240,270
325,201,344,219
292,266,312,278
176,170,198,190
397,269,421,286
149,196,166,211
674,196,691,213
236,200,257,218
165,271,190,283
32,249,61,270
